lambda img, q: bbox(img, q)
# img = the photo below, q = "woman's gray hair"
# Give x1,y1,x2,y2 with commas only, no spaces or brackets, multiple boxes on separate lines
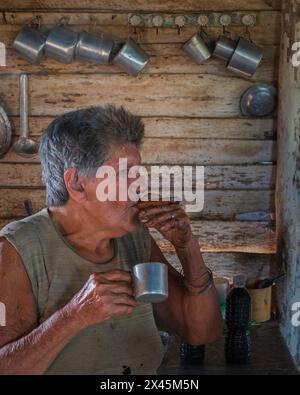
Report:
39,105,145,206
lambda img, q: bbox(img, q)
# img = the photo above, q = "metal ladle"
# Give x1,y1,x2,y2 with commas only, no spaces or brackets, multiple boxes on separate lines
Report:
13,74,39,157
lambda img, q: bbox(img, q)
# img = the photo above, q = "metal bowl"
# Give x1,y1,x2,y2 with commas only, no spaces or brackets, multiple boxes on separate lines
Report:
240,84,277,117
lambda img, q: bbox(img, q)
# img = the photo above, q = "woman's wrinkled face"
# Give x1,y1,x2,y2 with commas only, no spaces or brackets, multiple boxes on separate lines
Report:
83,144,142,236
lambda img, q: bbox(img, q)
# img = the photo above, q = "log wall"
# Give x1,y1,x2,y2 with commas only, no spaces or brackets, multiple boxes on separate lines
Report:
0,0,281,279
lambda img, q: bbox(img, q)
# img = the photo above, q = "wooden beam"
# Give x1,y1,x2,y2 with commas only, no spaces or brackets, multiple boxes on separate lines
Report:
276,0,300,371
0,216,276,253
0,163,276,190
8,116,276,140
0,1,282,12
164,252,272,279
0,137,275,165
151,220,276,253
0,14,280,46
0,188,274,220
0,74,278,118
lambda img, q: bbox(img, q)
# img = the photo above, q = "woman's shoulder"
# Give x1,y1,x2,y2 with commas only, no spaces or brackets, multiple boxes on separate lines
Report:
0,208,49,240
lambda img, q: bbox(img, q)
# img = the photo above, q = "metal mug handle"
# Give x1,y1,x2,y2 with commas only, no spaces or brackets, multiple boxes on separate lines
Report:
26,15,42,30
58,16,70,26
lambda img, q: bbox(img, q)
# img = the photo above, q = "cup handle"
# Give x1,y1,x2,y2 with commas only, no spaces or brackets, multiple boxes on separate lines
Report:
243,26,254,43
222,25,232,39
26,15,42,30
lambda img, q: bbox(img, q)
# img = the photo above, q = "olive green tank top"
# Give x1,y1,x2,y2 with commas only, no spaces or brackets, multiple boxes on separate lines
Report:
0,208,164,375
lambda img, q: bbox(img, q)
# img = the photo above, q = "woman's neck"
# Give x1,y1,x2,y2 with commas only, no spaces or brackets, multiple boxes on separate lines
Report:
48,203,115,264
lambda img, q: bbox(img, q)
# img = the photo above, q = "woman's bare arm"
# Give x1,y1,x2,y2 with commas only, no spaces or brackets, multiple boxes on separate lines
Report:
0,238,84,374
0,238,137,375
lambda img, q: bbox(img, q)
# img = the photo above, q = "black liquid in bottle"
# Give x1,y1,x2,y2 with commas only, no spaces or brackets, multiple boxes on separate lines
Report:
225,275,251,364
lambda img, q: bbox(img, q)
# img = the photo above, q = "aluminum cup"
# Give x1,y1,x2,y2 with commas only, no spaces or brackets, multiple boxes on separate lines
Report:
132,262,168,303
45,26,78,63
183,32,212,64
13,25,46,64
227,37,263,77
76,31,115,64
213,35,237,62
112,37,150,75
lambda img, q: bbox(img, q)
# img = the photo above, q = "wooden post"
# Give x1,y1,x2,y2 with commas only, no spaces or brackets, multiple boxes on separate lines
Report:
276,0,300,371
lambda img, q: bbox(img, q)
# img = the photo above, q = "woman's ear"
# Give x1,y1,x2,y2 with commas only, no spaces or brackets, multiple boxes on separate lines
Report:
64,167,87,203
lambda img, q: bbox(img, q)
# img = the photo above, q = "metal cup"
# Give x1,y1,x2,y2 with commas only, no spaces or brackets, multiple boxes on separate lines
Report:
45,26,78,63
227,37,263,77
13,25,46,64
132,262,168,303
112,37,150,75
183,32,212,64
213,35,237,62
75,31,115,64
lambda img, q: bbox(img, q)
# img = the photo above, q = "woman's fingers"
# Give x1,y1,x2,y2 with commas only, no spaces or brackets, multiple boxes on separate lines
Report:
138,203,182,219
96,269,132,284
101,282,135,296
145,208,183,226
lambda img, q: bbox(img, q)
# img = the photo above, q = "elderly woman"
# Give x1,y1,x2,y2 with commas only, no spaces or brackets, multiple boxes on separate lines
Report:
0,105,221,375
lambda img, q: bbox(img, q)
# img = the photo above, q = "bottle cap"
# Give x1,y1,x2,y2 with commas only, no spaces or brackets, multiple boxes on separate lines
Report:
233,275,246,288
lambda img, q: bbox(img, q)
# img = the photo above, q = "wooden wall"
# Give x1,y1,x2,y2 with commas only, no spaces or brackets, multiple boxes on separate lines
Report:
276,0,300,371
0,0,281,279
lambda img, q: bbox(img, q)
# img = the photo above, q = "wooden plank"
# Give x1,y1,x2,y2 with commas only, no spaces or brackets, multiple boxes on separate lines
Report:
2,11,281,28
0,188,274,220
8,116,276,140
1,44,279,83
164,252,272,279
0,1,282,12
0,163,276,190
0,74,276,118
152,220,276,253
0,216,276,253
0,14,280,45
276,0,300,371
0,137,275,165
141,139,275,165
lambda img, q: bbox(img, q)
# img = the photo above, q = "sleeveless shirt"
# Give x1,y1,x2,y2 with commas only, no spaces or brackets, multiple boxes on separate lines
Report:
0,208,164,375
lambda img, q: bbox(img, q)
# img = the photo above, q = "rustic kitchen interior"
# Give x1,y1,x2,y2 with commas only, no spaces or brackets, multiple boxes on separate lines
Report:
0,0,299,375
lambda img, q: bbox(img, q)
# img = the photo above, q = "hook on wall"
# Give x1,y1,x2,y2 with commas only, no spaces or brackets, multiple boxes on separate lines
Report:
128,12,257,29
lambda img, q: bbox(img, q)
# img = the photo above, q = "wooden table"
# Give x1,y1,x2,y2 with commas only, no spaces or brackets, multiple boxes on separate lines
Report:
158,322,298,375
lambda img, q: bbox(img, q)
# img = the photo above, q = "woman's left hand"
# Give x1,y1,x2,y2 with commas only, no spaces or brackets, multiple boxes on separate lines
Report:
138,203,194,249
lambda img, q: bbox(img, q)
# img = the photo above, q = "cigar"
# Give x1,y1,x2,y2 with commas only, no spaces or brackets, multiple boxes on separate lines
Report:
137,200,173,209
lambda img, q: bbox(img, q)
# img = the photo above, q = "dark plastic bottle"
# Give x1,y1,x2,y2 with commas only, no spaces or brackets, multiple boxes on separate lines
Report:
225,275,251,364
180,342,205,365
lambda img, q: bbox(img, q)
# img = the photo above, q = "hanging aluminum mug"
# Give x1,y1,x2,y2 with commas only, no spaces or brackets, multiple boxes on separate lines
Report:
132,262,168,303
183,30,212,64
227,36,263,77
213,35,237,62
76,31,115,64
13,16,46,64
112,37,150,75
45,18,78,63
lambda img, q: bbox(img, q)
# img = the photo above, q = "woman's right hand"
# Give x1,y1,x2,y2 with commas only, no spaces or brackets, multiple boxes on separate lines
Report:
66,269,137,328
